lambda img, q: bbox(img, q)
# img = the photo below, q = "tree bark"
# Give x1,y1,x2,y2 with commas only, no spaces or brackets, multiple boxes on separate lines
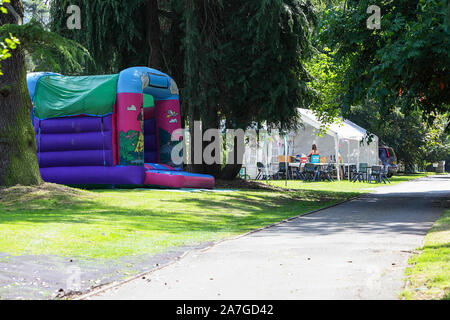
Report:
0,0,42,186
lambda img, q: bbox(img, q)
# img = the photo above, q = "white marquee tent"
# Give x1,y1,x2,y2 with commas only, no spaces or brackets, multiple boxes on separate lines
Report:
243,108,379,180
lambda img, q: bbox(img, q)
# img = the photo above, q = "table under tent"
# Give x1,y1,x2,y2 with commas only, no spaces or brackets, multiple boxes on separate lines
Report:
26,67,214,189
243,108,379,180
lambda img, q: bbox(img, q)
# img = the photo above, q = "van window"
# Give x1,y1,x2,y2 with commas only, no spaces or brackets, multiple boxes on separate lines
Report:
379,148,388,160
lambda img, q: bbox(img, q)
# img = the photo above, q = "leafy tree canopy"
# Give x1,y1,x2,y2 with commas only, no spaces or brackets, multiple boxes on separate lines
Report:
0,0,20,76
49,0,318,131
184,0,317,132
348,103,449,168
319,0,449,121
1,19,92,74
49,0,151,74
305,47,348,133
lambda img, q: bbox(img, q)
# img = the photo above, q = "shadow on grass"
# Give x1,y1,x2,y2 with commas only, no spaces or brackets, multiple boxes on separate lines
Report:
1,178,448,258
422,243,450,250
1,175,447,240
0,187,358,235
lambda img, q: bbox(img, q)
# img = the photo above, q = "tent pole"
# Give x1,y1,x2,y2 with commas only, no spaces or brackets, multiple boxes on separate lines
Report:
357,142,360,169
284,135,288,186
335,134,340,181
348,140,350,181
265,133,269,184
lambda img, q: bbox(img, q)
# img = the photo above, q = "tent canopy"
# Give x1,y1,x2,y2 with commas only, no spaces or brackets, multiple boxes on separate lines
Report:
33,74,119,119
297,108,368,141
242,109,379,179
294,108,378,168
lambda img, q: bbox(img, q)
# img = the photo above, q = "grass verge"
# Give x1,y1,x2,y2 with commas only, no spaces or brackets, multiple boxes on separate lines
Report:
401,208,450,300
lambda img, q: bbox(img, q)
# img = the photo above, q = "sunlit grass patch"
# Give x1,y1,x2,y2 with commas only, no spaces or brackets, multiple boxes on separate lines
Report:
0,183,353,259
401,209,450,300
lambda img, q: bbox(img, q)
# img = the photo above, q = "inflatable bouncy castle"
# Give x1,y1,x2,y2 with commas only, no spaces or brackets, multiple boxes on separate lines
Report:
26,67,214,189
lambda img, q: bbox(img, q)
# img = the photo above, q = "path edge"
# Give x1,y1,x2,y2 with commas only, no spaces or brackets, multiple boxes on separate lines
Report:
75,194,360,300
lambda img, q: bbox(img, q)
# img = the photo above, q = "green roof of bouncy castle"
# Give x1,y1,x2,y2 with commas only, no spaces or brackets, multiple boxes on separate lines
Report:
33,74,119,119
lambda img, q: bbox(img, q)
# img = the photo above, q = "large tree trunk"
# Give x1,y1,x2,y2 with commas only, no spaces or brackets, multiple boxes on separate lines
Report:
0,0,42,186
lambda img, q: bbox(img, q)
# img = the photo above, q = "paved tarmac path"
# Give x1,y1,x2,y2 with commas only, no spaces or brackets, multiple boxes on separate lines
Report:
87,175,450,300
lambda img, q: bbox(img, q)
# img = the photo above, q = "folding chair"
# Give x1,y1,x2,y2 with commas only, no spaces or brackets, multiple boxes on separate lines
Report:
344,164,355,181
319,163,335,182
274,162,288,180
304,163,319,181
369,165,383,183
255,162,267,180
352,163,368,182
381,165,391,184
292,166,306,180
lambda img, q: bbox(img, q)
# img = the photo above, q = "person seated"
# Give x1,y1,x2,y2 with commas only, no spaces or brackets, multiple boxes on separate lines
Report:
306,144,320,162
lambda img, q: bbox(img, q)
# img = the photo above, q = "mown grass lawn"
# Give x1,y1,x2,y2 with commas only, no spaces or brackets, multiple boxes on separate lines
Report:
401,208,450,300
0,184,356,259
0,173,432,260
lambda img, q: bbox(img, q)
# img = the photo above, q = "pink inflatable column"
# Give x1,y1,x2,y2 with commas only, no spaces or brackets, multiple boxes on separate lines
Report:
116,92,144,166
155,99,182,165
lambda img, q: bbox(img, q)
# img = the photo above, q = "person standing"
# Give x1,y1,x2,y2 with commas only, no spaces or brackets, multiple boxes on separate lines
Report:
307,144,320,162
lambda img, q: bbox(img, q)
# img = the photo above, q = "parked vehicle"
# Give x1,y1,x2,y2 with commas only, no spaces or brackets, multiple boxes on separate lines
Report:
379,146,398,177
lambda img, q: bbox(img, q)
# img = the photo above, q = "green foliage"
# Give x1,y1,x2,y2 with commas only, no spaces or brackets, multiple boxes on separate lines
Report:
184,0,317,132
347,103,449,167
0,20,92,74
0,0,19,76
49,0,149,74
320,0,450,119
50,0,317,132
305,47,347,133
0,0,10,14
23,0,49,25
423,114,450,164
0,32,19,75
22,0,51,71
308,0,449,167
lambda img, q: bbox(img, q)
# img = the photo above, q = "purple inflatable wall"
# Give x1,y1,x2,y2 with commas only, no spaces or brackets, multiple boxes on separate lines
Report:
40,166,145,185
34,115,114,168
144,118,158,163
33,115,144,185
